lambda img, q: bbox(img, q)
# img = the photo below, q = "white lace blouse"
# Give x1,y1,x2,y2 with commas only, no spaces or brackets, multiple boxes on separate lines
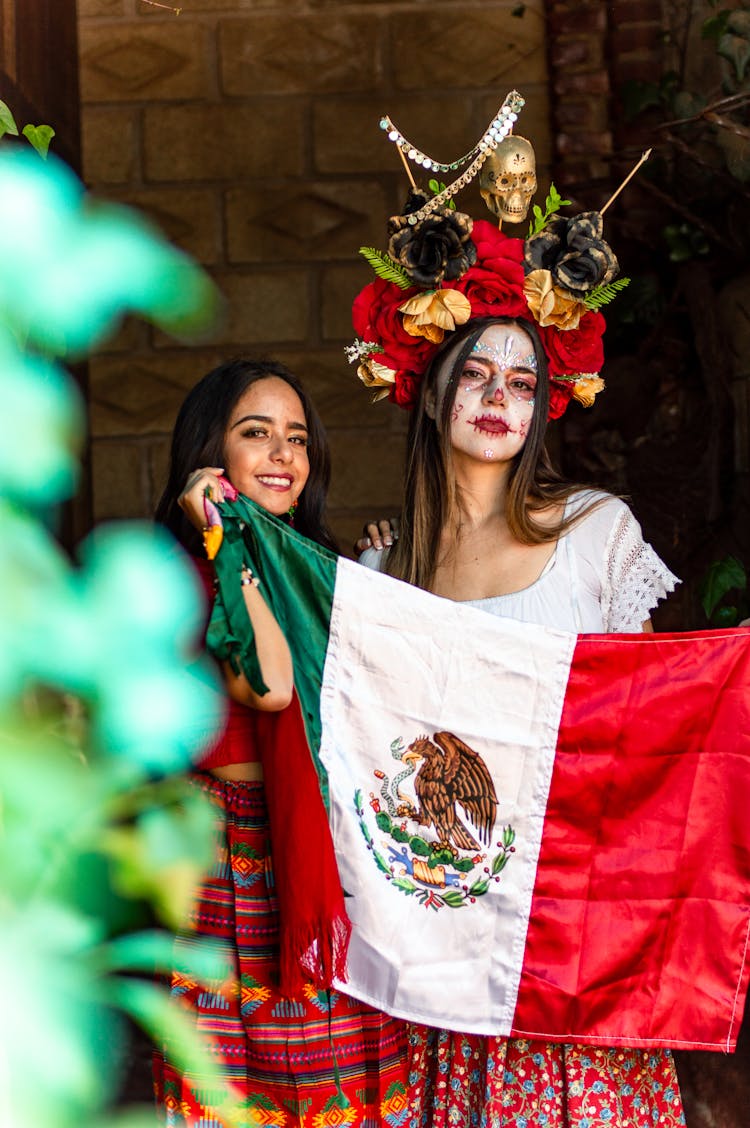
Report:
359,490,679,634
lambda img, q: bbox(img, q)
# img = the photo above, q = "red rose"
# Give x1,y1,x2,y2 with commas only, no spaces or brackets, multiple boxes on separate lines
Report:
547,380,575,420
449,222,527,320
390,371,421,409
539,310,605,379
352,278,434,374
470,220,525,269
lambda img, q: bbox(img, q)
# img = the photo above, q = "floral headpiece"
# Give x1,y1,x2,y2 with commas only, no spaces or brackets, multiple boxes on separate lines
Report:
346,92,633,420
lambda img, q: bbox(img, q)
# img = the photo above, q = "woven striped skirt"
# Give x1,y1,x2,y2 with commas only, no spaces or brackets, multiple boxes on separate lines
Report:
153,776,408,1127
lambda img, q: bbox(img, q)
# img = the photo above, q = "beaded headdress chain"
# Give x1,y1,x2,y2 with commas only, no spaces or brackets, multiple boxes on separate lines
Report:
347,90,646,420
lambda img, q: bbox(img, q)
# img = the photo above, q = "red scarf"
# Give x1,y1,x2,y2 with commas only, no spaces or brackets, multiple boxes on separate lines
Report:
192,556,350,994
255,695,352,994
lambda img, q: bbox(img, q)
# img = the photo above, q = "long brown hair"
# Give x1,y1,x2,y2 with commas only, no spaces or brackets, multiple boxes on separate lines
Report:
156,358,338,555
386,316,599,589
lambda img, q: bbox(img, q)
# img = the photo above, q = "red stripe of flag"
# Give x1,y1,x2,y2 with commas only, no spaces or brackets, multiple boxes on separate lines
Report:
513,628,750,1050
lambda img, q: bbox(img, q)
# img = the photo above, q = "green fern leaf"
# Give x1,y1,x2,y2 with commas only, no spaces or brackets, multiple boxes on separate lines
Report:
583,277,631,311
359,247,412,289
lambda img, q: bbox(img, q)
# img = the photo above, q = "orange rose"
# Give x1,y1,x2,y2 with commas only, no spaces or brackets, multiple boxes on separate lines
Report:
572,374,605,407
399,288,472,342
524,269,587,330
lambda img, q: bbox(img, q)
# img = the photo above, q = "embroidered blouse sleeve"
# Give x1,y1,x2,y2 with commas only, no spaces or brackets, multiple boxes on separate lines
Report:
600,503,679,633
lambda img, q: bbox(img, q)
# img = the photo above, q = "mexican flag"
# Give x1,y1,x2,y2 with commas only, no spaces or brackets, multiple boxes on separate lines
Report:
209,496,750,1052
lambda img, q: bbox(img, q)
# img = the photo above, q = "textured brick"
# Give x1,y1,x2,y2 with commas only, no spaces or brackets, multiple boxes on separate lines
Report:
321,264,372,343
225,180,387,264
139,0,294,10
89,349,222,437
82,106,138,184
557,130,613,156
549,37,597,69
104,187,221,264
206,270,309,345
547,3,607,34
314,95,476,175
390,6,547,90
79,22,211,103
78,0,125,16
554,71,610,97
555,100,598,129
327,430,407,510
144,103,305,181
272,348,393,431
91,437,152,520
219,14,379,95
149,436,172,516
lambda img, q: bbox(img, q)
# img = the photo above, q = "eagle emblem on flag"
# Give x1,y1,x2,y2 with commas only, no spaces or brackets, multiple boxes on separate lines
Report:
356,732,516,910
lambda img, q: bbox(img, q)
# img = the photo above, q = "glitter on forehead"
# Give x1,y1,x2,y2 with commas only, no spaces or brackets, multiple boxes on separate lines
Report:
471,338,537,372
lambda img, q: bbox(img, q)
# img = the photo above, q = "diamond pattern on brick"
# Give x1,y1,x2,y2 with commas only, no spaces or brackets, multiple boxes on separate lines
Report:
87,37,187,91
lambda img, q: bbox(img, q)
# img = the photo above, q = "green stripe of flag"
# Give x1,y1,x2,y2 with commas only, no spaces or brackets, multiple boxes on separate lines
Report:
207,496,338,805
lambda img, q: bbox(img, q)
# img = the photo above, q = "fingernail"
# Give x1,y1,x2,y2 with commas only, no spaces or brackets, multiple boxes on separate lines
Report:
384,537,393,547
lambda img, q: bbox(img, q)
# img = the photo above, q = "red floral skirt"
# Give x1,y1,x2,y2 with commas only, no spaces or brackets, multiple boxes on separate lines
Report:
407,1026,686,1127
152,776,408,1126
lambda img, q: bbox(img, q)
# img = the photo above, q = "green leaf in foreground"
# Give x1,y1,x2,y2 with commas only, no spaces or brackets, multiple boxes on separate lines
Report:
0,99,19,138
23,123,56,159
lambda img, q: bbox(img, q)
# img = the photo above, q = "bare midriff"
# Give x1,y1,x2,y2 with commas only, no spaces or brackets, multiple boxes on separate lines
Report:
210,762,264,782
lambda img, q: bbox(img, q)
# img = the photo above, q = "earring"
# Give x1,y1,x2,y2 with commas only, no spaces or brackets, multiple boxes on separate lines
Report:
287,498,299,526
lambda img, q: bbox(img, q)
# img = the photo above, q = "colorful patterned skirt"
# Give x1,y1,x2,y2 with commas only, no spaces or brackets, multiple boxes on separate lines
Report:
153,776,408,1127
406,1027,686,1128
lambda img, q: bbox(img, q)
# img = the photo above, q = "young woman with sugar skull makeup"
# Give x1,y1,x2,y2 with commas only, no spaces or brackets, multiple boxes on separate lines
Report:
350,97,684,1123
358,314,685,1128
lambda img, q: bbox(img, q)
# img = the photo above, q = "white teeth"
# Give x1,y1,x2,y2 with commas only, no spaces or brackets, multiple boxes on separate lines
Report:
258,476,291,486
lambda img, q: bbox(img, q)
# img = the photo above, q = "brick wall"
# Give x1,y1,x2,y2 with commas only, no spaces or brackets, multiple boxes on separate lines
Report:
78,0,551,548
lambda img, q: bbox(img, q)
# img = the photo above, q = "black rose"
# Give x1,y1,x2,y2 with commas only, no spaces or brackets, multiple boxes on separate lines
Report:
524,211,618,296
387,191,477,288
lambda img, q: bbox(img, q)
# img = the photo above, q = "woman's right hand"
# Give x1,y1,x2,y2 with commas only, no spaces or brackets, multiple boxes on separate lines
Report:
354,517,399,555
178,467,227,533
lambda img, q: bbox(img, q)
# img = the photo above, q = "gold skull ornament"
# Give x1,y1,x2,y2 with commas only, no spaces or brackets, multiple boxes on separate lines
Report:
479,135,537,224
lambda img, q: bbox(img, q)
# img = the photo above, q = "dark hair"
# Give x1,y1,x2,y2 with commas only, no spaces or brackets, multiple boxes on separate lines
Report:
155,357,338,554
387,316,595,589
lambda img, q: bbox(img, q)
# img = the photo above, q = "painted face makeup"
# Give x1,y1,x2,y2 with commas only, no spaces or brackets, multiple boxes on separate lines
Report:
463,339,537,407
433,322,537,468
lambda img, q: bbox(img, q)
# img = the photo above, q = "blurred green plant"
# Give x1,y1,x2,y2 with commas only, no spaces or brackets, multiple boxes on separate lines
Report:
0,150,243,1127
700,554,748,626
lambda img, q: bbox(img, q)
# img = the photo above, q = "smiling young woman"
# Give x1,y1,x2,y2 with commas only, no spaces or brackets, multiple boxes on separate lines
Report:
153,357,407,1127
